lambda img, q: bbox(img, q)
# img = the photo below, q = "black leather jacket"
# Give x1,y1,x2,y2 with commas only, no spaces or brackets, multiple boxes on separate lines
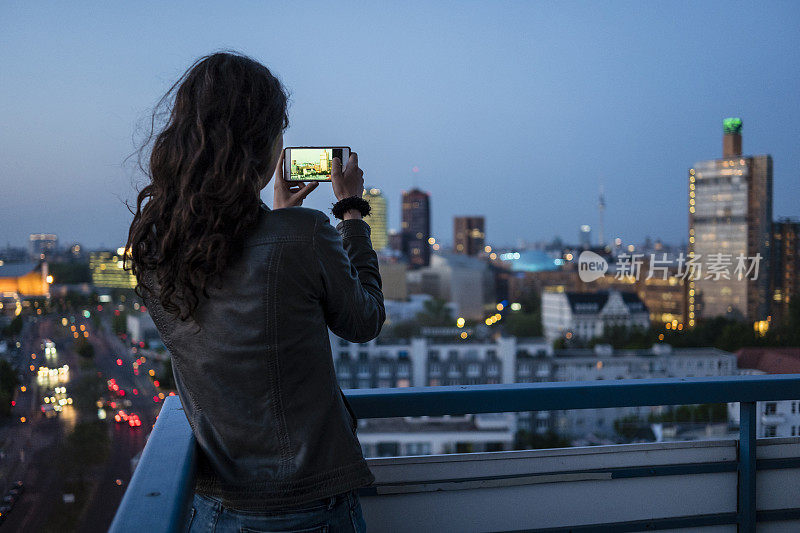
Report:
142,201,385,511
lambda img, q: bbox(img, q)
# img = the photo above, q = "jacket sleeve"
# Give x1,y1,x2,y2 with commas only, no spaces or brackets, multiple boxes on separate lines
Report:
313,212,386,343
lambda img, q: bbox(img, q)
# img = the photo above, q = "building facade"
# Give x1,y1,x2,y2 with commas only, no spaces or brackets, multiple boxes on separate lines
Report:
331,332,739,448
29,233,58,260
362,187,388,251
771,218,800,325
453,216,485,256
550,345,737,438
0,261,49,298
541,289,650,343
401,189,431,268
731,348,800,438
689,118,773,323
89,249,137,289
406,252,495,320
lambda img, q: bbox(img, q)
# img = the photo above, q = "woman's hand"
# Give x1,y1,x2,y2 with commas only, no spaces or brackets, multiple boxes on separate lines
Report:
331,152,365,220
273,149,318,209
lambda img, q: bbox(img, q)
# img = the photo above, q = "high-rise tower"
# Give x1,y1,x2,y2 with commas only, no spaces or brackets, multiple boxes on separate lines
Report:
771,218,800,325
453,216,485,256
688,118,772,324
401,189,431,268
362,187,388,250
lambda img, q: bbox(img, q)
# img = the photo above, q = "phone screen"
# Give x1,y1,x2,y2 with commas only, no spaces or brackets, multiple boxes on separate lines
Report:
284,147,349,182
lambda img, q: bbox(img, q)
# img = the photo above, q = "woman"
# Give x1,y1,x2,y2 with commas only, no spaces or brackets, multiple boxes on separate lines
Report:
125,51,385,532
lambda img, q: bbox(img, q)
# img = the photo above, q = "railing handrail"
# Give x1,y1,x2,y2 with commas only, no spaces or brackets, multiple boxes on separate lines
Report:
109,395,196,533
110,374,800,533
344,374,800,417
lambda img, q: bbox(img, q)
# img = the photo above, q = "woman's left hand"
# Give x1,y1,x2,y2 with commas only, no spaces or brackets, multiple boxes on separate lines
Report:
273,150,318,208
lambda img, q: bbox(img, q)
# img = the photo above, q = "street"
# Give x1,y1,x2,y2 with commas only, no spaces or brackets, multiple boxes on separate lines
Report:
0,313,166,531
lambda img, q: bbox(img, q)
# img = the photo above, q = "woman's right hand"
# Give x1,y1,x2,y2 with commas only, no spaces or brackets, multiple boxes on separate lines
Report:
331,152,364,202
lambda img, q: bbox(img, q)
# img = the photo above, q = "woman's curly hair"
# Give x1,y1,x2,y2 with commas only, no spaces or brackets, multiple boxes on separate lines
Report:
124,51,289,323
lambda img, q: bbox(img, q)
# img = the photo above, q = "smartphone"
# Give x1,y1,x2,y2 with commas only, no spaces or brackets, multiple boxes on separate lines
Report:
283,146,350,182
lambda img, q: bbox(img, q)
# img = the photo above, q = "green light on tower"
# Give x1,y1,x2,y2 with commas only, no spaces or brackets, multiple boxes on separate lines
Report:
723,117,742,135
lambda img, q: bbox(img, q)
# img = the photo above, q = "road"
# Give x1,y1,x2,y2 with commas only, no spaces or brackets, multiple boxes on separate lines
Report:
78,318,162,533
0,313,166,532
0,317,78,531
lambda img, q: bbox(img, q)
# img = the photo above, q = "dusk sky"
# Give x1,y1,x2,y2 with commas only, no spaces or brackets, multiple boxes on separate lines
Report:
2,2,799,250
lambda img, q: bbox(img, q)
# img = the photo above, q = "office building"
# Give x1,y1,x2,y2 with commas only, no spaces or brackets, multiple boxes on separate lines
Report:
453,216,485,256
388,230,402,252
89,248,137,289
29,233,58,260
330,332,736,442
379,260,408,301
770,218,800,324
401,189,431,268
0,262,50,298
551,344,736,438
406,252,495,320
356,413,517,457
362,187,388,251
689,118,772,323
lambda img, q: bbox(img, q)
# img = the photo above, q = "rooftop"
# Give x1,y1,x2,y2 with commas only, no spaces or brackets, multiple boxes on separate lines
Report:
0,261,40,278
736,347,800,374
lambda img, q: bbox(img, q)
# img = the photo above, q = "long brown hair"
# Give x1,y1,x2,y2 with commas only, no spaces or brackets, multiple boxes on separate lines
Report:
125,51,289,322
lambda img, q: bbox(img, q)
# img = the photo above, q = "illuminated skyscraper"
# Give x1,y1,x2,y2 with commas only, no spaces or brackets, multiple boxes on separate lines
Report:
362,187,388,250
401,189,431,268
770,218,800,325
90,248,137,289
688,118,772,324
320,150,330,173
453,216,485,256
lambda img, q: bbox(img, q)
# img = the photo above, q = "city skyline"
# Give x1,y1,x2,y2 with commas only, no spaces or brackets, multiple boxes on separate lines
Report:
2,2,800,249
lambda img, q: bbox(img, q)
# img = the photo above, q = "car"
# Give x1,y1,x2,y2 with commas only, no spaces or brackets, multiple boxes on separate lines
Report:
2,494,15,505
127,413,142,427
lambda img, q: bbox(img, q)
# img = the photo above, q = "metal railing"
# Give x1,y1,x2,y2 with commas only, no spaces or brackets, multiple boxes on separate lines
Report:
109,374,800,533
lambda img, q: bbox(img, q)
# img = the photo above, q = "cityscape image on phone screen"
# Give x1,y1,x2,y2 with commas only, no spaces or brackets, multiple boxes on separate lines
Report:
289,148,343,181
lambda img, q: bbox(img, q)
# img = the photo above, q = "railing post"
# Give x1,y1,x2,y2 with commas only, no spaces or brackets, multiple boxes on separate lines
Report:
738,401,757,532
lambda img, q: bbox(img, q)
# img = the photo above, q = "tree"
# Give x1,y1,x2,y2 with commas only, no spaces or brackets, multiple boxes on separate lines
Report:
157,359,176,390
1,315,23,338
48,261,91,284
74,336,95,358
71,373,106,413
415,298,453,326
60,421,110,484
503,312,543,338
514,429,570,450
613,414,641,440
0,360,20,417
387,320,421,339
111,312,127,335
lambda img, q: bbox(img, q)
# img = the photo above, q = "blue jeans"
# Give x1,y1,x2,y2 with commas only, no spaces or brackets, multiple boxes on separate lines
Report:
187,489,367,532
